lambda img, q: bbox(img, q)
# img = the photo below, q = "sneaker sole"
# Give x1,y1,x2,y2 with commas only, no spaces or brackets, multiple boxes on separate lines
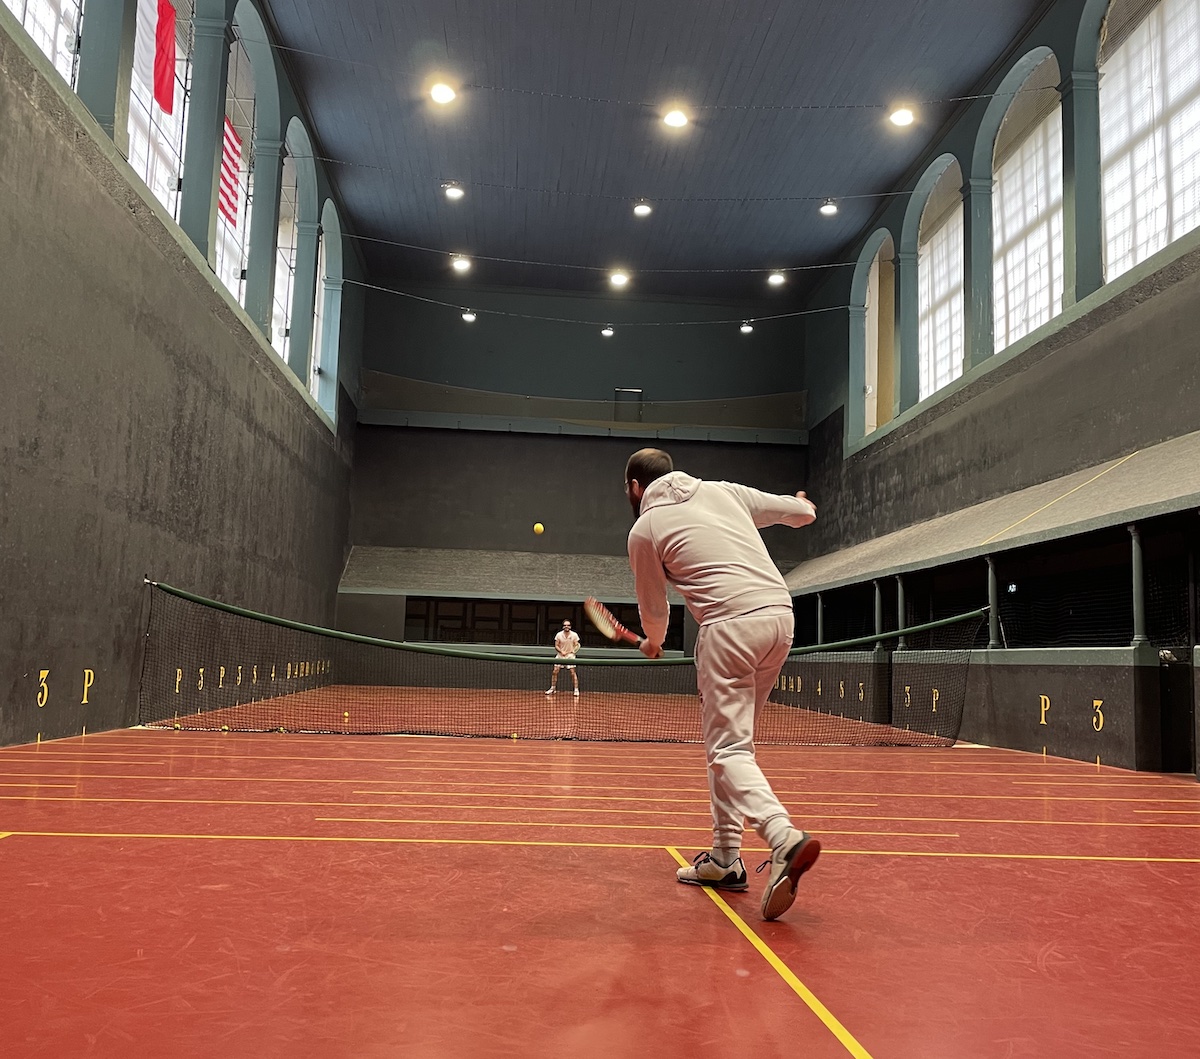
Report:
677,876,750,893
761,835,821,921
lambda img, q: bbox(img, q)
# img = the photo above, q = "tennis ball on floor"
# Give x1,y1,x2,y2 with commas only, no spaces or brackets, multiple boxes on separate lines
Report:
533,522,545,535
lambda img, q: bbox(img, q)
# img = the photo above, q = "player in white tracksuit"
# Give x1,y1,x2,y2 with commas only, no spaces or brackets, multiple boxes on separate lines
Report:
624,447,821,921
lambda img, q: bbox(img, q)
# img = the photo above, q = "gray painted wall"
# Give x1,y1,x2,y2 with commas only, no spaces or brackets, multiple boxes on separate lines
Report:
364,284,805,402
799,240,1200,561
351,426,810,561
0,23,354,745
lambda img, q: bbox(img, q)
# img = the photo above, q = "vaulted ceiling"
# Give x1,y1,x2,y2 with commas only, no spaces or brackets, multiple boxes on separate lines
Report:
262,0,1051,301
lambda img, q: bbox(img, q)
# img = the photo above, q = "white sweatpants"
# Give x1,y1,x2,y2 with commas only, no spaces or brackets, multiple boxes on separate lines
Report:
694,607,795,852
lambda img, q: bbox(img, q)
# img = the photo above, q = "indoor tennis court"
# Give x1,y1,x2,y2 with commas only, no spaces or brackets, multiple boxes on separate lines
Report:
2,730,1198,1058
9,0,1200,1055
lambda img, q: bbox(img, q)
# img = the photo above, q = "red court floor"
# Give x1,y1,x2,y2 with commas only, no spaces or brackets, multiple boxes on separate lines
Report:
1,730,1198,1058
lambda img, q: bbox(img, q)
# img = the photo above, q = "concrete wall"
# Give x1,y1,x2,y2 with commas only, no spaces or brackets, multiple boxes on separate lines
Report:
0,22,354,745
351,426,810,561
799,240,1200,560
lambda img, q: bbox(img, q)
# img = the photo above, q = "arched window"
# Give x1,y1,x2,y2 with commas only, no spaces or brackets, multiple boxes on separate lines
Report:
127,0,195,220
271,147,298,360
213,26,254,306
992,55,1064,350
4,0,83,85
863,234,895,433
1099,0,1200,281
917,160,964,400
313,198,343,418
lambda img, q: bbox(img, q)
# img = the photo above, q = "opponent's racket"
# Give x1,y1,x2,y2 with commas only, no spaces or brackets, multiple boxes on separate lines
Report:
583,597,642,647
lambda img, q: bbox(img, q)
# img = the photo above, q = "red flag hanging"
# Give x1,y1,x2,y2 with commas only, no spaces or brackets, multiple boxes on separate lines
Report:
153,0,177,113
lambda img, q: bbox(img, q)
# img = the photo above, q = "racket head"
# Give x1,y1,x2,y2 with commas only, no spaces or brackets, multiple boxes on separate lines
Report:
583,596,641,646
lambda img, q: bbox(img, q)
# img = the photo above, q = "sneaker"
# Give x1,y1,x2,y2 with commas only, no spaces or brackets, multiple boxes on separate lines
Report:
676,851,749,892
757,830,820,921
573,688,580,697
545,688,555,695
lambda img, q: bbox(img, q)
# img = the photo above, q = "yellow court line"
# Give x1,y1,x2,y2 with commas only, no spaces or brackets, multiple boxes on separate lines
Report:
1011,780,1200,790
664,846,873,1059
796,812,1200,830
1133,809,1200,815
0,782,76,788
3,792,1190,831
979,450,1140,546
0,832,10,840
314,817,959,839
1,770,1194,804
5,830,1196,863
352,791,879,808
823,849,1200,864
4,830,667,849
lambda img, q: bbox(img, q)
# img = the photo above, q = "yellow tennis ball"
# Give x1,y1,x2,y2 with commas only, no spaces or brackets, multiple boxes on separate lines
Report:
533,522,545,535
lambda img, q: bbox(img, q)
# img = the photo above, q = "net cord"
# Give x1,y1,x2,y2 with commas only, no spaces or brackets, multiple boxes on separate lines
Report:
146,581,986,667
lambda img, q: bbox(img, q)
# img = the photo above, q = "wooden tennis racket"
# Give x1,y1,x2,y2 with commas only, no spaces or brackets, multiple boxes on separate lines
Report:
583,597,642,647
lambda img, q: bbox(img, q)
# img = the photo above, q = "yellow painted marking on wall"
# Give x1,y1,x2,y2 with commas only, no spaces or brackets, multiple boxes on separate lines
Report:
979,451,1140,546
315,817,958,839
665,847,873,1058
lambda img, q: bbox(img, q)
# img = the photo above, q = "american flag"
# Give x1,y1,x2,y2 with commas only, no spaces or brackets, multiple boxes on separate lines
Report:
218,117,242,226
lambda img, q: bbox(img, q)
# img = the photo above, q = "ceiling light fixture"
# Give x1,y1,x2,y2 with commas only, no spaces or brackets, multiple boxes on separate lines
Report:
461,309,476,323
740,321,754,334
442,181,465,200
451,255,472,273
430,83,456,104
609,271,630,288
601,325,615,337
663,109,688,128
889,106,915,127
767,272,786,287
819,198,839,216
633,200,653,217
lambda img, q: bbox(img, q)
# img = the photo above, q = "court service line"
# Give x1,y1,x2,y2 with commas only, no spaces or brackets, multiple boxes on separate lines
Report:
0,782,76,789
664,846,873,1059
4,831,1197,862
979,451,1140,546
1,770,1194,803
314,817,959,839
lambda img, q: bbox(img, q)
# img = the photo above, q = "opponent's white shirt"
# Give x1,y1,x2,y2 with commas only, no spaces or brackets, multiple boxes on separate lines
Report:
554,629,580,658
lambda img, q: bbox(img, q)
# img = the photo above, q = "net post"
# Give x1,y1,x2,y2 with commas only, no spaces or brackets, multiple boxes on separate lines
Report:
873,580,883,649
987,556,1002,649
1129,524,1149,646
816,593,824,645
895,575,906,650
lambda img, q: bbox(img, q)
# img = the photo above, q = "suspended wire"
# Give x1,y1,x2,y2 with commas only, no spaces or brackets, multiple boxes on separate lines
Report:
341,232,857,275
341,279,847,327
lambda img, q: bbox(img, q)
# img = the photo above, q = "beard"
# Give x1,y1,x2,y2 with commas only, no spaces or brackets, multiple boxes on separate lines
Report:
628,492,641,519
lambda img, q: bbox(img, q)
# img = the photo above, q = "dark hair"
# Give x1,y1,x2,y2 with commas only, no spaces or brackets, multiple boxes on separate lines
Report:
625,448,674,489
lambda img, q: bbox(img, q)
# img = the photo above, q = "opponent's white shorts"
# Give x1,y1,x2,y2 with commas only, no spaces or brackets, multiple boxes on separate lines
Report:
554,655,577,670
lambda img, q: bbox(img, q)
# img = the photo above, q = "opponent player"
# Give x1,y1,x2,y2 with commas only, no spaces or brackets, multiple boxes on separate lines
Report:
546,618,581,697
623,447,820,921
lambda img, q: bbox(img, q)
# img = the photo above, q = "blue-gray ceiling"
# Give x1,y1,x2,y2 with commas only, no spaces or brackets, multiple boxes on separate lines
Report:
262,0,1050,300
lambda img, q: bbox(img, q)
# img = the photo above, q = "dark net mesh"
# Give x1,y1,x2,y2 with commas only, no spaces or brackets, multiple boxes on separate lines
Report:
138,584,983,746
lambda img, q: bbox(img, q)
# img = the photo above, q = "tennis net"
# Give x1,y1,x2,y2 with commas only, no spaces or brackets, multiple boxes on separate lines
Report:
137,582,984,746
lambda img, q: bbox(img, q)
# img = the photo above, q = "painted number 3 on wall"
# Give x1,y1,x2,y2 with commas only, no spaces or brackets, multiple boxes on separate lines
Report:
1093,699,1104,731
